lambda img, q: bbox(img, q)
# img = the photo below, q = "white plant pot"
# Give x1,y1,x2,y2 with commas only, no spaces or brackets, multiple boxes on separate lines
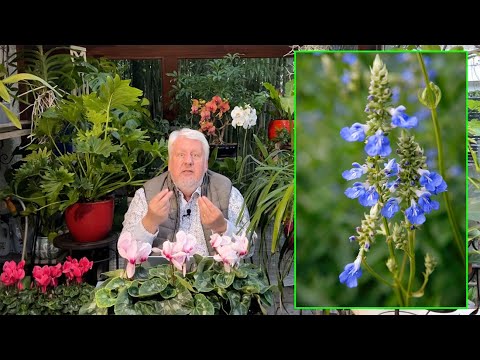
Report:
34,236,60,260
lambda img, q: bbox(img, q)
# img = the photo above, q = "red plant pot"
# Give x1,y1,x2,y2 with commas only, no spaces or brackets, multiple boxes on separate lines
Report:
65,198,115,242
284,219,294,251
268,119,293,141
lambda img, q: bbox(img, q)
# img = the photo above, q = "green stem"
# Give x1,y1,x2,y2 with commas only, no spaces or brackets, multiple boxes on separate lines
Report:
243,129,248,160
399,252,407,283
417,53,465,263
406,229,416,306
361,258,392,287
382,218,404,306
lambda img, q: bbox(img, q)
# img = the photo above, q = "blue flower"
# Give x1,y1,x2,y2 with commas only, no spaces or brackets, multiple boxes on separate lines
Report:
342,54,357,65
417,194,440,214
418,170,448,194
341,70,351,85
358,186,379,207
340,123,368,142
385,179,400,193
344,182,365,199
401,69,415,82
342,162,367,180
381,198,400,219
390,105,418,129
405,200,426,225
365,130,391,157
384,158,400,177
392,86,400,103
339,258,362,288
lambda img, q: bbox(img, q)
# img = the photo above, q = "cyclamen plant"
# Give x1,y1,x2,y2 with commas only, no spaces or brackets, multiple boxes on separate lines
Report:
338,55,446,306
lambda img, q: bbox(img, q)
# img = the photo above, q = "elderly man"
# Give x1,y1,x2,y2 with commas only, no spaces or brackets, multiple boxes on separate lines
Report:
121,128,252,256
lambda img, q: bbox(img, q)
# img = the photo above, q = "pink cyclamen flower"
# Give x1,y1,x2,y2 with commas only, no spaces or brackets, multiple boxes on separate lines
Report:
213,244,239,273
0,260,25,288
49,263,63,287
210,233,232,249
118,231,152,278
33,265,53,293
231,232,249,257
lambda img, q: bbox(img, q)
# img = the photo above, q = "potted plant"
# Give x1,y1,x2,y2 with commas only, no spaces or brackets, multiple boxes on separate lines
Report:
0,257,95,315
81,231,274,315
238,134,294,294
263,80,294,143
14,74,167,243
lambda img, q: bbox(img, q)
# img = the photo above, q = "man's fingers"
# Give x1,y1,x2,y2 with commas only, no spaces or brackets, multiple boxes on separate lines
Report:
151,189,173,205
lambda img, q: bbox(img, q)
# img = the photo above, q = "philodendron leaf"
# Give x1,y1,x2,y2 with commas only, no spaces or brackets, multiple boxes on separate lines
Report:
138,278,168,296
214,271,235,288
192,294,215,315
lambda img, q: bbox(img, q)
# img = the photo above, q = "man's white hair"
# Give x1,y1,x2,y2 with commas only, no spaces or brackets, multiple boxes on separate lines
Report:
168,128,209,160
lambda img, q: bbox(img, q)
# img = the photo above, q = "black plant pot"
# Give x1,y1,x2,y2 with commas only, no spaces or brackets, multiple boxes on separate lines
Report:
210,143,238,159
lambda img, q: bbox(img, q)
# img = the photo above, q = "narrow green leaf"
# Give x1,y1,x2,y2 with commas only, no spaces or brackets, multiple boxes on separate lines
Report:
0,102,21,129
0,81,11,102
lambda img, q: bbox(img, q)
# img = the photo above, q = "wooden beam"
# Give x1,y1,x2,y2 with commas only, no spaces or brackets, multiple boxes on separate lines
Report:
82,45,292,59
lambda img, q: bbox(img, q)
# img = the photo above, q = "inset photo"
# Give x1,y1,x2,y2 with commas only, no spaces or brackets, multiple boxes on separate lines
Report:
295,51,467,308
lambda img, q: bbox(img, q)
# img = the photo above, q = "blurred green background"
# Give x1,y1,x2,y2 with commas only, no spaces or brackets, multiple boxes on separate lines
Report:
295,51,466,308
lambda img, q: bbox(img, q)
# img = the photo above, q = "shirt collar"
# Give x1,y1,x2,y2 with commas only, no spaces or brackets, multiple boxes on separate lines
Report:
176,186,201,203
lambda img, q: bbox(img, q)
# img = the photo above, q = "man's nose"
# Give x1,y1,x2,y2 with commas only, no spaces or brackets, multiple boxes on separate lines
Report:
184,154,193,164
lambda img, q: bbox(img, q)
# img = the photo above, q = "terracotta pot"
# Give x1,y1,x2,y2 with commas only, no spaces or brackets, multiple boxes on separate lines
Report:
65,198,114,242
268,119,293,141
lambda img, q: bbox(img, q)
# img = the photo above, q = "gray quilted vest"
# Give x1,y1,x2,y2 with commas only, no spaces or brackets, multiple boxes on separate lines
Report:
143,170,232,255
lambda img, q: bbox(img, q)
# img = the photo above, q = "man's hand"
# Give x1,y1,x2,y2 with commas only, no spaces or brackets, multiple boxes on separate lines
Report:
142,189,173,234
198,196,227,234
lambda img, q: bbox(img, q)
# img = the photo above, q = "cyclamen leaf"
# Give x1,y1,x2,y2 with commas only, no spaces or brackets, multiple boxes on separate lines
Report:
191,294,215,315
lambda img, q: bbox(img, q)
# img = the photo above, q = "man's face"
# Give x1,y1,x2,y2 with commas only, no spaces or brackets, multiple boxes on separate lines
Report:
168,136,208,194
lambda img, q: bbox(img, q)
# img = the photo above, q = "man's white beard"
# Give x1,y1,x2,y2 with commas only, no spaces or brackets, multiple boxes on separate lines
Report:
174,177,203,195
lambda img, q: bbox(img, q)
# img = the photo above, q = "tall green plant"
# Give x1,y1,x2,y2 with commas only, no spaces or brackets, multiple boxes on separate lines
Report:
13,75,168,213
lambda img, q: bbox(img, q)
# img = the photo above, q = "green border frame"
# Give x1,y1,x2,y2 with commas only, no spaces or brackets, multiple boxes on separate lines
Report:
293,49,469,310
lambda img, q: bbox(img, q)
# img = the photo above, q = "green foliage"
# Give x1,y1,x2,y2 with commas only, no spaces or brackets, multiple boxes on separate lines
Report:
168,54,273,125
12,74,168,219
81,255,274,315
0,282,94,315
296,52,466,307
263,80,294,120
